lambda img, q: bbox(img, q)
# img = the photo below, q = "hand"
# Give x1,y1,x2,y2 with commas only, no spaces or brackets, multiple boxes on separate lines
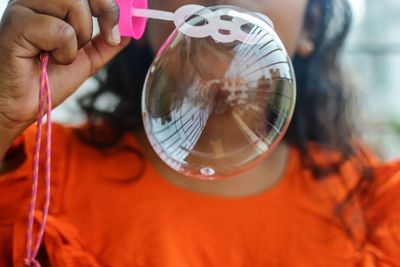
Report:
0,0,130,131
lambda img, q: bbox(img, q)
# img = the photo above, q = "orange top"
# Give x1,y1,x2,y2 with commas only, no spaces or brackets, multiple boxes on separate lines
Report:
0,124,400,266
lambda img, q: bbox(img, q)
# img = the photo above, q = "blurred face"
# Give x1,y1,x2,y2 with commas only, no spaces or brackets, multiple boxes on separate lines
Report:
146,0,309,56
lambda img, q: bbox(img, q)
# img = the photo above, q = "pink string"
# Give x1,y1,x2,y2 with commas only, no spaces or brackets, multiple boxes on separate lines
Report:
24,52,52,267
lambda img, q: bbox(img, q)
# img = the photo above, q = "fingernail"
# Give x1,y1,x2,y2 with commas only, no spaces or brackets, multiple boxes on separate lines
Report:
111,25,121,45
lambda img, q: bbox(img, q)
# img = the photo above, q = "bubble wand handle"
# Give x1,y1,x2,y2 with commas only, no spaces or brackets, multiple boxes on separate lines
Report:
116,0,274,44
131,8,175,21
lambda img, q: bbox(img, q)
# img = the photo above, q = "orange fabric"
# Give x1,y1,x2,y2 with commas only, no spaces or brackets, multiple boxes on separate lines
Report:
1,124,400,266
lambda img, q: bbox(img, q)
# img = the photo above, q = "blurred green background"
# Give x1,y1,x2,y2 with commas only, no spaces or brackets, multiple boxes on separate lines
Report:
344,0,400,160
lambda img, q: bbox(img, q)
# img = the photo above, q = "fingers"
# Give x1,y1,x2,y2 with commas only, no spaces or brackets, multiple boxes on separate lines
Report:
15,0,93,49
1,0,123,65
12,0,121,48
83,36,130,76
48,36,130,106
88,0,121,46
1,5,78,64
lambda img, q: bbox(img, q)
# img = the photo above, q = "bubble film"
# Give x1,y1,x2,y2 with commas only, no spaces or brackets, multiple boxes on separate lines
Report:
142,5,296,179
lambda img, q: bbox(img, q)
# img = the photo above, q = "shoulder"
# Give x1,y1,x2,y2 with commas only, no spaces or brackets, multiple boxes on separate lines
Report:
359,160,400,264
291,144,400,262
48,124,145,182
5,123,144,181
3,121,145,194
19,122,81,154
366,160,400,221
303,142,399,212
294,142,381,196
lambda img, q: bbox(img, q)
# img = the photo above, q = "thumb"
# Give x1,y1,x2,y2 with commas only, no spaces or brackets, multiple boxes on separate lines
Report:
49,35,131,106
81,35,132,76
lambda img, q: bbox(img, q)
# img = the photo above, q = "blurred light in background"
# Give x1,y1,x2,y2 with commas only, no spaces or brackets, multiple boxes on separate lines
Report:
348,0,365,25
0,2,7,18
0,0,399,160
344,0,400,160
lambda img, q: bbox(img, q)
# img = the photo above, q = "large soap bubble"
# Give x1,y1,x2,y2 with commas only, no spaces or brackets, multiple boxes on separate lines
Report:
142,5,296,179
